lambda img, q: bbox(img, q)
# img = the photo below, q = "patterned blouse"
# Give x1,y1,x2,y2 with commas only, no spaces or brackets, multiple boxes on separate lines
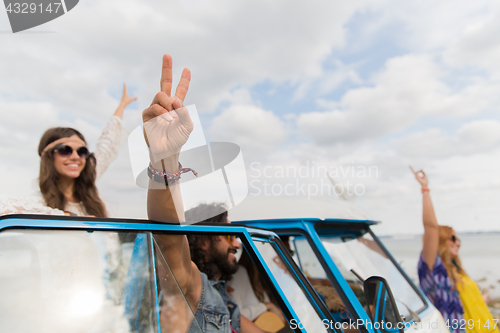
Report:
418,253,465,333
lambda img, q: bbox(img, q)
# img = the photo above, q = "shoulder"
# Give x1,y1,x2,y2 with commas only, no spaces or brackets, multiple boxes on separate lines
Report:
1,195,43,208
0,195,64,216
418,252,444,271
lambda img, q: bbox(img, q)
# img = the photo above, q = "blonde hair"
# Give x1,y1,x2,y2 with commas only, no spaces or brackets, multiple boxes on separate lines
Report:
438,226,467,287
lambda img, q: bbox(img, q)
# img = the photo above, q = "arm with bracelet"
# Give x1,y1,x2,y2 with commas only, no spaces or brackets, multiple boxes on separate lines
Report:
410,166,439,269
142,54,202,332
143,55,265,333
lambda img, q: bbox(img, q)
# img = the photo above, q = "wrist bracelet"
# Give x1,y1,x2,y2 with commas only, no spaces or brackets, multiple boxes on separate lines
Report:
147,162,198,184
421,188,430,193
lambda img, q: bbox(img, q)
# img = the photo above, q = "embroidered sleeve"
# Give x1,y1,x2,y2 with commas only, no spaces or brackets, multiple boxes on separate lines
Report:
94,116,129,180
0,196,65,216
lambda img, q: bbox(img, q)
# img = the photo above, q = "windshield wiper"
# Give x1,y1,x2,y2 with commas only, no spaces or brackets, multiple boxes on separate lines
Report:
350,269,364,283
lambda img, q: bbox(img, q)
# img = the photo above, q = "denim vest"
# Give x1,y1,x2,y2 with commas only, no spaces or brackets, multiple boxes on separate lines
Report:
187,272,241,333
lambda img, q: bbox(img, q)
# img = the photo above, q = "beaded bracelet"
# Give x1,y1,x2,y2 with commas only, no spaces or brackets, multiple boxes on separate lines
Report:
147,162,198,184
421,188,430,193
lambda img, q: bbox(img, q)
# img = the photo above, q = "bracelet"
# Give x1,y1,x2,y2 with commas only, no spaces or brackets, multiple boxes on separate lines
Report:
421,188,430,193
147,162,198,184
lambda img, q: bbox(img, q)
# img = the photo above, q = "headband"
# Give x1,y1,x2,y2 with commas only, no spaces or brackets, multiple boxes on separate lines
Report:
41,135,87,156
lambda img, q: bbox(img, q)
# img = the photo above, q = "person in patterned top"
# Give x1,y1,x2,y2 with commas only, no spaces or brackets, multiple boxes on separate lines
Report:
0,83,136,217
411,167,499,333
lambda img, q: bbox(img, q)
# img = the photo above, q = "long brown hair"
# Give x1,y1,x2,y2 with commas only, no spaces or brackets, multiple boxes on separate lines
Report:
238,249,268,302
38,127,108,217
438,226,466,287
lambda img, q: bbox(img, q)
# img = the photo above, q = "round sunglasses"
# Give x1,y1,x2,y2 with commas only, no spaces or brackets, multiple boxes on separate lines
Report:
449,235,460,243
53,145,90,159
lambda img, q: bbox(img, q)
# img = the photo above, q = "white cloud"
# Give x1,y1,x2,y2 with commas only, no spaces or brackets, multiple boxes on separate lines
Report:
0,0,373,118
294,59,364,101
395,120,500,158
443,12,500,78
208,104,287,160
355,1,500,53
297,54,500,145
297,55,443,144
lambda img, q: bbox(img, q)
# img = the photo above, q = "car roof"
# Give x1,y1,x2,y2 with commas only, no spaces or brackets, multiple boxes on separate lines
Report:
234,217,379,225
228,196,374,221
0,214,278,238
234,218,379,239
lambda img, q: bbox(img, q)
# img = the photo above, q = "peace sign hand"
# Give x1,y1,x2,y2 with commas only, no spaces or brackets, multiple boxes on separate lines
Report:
410,166,429,189
143,54,193,162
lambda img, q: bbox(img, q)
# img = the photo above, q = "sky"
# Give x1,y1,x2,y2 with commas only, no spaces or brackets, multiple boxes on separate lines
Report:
1,0,500,235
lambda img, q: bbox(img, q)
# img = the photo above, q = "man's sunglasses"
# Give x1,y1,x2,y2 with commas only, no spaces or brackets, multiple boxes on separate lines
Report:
225,235,237,244
450,235,460,243
53,145,90,159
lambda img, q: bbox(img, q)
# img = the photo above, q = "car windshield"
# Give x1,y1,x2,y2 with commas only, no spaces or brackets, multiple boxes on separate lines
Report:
0,228,203,333
316,232,426,317
3,224,337,333
252,239,331,333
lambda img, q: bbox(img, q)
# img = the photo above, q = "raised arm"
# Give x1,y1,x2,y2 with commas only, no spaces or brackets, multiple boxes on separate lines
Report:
410,167,439,269
143,55,200,310
94,83,137,179
113,83,137,119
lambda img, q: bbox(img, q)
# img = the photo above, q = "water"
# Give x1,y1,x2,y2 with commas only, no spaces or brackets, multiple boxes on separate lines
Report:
380,232,500,300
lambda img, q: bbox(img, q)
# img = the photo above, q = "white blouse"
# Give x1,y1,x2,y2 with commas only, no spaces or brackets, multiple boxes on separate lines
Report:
227,265,270,321
0,116,127,216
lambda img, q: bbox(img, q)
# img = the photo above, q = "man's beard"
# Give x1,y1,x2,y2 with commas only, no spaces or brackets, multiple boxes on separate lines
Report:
207,245,238,281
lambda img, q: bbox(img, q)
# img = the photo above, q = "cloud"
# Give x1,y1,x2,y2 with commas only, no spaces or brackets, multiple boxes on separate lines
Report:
297,53,500,145
395,120,500,158
297,55,443,144
0,0,373,118
208,104,287,160
354,1,500,53
293,59,364,102
443,11,500,79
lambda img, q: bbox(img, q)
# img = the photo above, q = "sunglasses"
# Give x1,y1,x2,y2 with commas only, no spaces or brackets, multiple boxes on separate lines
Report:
53,145,90,158
450,235,460,243
225,235,237,244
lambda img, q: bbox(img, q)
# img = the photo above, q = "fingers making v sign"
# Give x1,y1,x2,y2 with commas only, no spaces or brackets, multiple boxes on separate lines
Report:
143,54,194,162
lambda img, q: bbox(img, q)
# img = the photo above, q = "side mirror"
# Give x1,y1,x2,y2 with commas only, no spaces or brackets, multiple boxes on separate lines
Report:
364,276,404,333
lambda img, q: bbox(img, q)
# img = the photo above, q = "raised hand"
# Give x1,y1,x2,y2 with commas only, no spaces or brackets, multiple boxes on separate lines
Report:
120,83,137,106
143,54,193,162
113,83,138,119
410,166,429,189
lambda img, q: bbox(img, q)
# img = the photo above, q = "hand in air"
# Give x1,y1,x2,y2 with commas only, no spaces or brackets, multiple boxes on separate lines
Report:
120,83,137,106
410,166,429,188
143,54,193,161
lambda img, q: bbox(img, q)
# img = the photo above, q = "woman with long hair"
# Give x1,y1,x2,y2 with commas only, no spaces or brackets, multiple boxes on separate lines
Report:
0,84,136,217
411,167,498,333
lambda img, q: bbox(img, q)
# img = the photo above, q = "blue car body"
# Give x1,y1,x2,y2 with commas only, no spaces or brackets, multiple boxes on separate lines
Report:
0,214,353,333
235,218,448,333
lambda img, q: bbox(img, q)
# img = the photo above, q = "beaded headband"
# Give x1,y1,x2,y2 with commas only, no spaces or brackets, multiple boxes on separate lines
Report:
41,135,87,156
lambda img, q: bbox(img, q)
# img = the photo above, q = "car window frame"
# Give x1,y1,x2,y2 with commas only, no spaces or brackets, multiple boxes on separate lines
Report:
314,222,428,315
1,214,339,333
